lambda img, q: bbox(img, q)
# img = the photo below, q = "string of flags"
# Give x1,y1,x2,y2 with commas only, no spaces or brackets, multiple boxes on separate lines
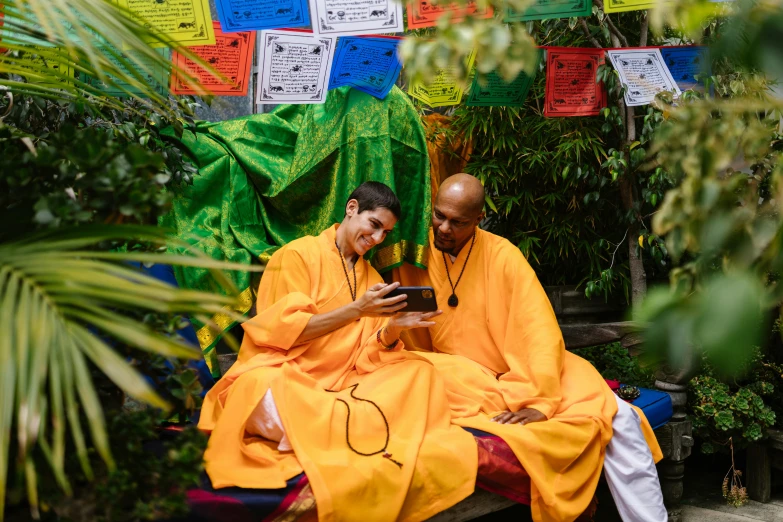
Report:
1,0,715,115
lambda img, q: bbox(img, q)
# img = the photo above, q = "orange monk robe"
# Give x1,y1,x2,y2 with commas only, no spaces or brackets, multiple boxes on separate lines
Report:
199,225,478,522
395,228,663,522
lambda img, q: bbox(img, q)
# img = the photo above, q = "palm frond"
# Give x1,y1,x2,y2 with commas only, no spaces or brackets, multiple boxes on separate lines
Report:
0,225,262,519
0,0,218,117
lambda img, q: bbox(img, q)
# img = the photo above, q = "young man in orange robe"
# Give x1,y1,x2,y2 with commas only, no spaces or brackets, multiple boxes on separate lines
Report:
198,182,478,522
395,174,667,522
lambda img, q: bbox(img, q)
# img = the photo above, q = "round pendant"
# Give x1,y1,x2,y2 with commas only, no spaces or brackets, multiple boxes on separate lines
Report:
448,294,459,307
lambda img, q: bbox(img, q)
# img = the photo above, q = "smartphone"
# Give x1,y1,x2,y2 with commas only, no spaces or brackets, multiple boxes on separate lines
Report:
385,286,438,312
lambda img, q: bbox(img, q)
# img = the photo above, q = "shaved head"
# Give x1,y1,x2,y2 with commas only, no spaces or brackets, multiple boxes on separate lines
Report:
437,174,485,215
432,174,485,256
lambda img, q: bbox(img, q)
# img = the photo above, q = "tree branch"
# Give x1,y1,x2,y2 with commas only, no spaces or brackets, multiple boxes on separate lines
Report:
580,19,602,48
593,0,629,47
639,11,649,47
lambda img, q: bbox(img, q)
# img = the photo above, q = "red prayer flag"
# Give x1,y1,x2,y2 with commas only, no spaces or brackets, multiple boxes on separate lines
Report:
406,0,493,30
544,47,606,118
0,7,5,54
171,21,255,96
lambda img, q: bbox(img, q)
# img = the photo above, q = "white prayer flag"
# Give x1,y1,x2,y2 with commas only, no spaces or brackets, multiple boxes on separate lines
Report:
256,31,336,105
308,0,404,37
606,48,682,107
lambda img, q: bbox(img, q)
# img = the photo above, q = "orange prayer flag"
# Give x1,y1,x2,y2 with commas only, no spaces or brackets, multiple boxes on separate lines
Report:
171,21,255,96
406,0,493,30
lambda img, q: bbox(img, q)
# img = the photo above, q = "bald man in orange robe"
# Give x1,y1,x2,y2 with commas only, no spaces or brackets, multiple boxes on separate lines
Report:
199,182,478,522
395,174,667,522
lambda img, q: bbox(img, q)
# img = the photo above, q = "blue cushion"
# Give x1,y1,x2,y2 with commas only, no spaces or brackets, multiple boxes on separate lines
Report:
626,386,673,430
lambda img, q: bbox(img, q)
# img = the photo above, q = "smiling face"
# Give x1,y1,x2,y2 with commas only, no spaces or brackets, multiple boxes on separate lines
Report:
341,199,397,257
432,179,484,256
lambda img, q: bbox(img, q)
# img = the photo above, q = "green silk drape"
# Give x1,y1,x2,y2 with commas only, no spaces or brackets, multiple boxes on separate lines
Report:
161,86,431,372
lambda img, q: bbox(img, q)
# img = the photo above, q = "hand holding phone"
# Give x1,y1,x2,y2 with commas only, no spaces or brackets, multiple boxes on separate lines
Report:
384,286,438,312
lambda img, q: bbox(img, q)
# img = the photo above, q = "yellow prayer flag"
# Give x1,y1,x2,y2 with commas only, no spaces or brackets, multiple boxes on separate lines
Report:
603,0,659,13
114,0,215,47
408,49,477,108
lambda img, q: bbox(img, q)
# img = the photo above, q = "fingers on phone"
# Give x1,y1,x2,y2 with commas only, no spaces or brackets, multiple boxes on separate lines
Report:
387,293,407,303
376,282,400,295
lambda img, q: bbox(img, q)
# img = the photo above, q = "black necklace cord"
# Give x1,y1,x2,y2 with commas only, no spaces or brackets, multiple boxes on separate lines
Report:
442,233,476,307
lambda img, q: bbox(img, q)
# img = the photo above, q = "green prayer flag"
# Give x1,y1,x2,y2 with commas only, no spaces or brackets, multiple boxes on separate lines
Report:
505,0,592,22
80,48,171,97
160,86,432,366
466,64,538,107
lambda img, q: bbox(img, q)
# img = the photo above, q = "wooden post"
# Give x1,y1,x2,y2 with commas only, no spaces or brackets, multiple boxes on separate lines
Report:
747,443,771,503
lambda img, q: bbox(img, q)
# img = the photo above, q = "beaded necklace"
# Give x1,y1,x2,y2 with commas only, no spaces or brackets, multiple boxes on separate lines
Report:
331,237,401,468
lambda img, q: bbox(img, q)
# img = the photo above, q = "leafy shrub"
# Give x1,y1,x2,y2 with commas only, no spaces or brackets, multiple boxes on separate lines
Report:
0,97,198,240
689,350,782,454
0,93,210,519
573,342,655,387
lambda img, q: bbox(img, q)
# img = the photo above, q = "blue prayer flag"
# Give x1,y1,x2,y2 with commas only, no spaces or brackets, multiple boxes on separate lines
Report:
328,36,402,100
660,46,711,92
215,0,310,32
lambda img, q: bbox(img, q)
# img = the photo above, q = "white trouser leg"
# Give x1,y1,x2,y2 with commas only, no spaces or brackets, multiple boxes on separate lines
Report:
603,394,668,522
244,388,293,451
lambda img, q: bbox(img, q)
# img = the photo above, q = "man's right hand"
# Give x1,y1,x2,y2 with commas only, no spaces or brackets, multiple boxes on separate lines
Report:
354,282,408,317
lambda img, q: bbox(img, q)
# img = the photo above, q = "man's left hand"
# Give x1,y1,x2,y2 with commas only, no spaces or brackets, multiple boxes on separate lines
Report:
492,408,546,425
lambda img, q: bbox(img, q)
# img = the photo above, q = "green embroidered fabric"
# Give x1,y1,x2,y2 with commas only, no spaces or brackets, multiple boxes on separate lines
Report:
160,86,432,371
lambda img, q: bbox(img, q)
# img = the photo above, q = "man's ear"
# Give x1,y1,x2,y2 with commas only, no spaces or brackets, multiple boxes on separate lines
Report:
345,199,359,217
476,211,485,225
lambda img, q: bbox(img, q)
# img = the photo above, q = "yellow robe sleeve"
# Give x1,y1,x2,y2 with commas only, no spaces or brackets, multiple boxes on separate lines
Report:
496,247,564,419
241,246,318,354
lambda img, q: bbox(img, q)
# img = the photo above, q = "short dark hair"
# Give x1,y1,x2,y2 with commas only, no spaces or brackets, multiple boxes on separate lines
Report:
346,181,401,219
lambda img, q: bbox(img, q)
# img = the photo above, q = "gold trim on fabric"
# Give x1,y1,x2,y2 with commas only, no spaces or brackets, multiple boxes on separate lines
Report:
374,241,429,272
270,483,317,522
196,286,254,357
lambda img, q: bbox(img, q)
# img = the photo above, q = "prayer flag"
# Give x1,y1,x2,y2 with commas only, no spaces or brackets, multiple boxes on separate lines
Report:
172,22,254,96
81,48,171,97
0,6,74,85
466,54,540,107
606,48,681,106
256,30,336,104
214,0,310,32
660,46,711,92
602,0,656,13
406,0,493,30
604,0,731,12
407,49,477,108
328,36,402,99
505,0,592,23
309,0,404,36
113,0,216,47
544,47,606,117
